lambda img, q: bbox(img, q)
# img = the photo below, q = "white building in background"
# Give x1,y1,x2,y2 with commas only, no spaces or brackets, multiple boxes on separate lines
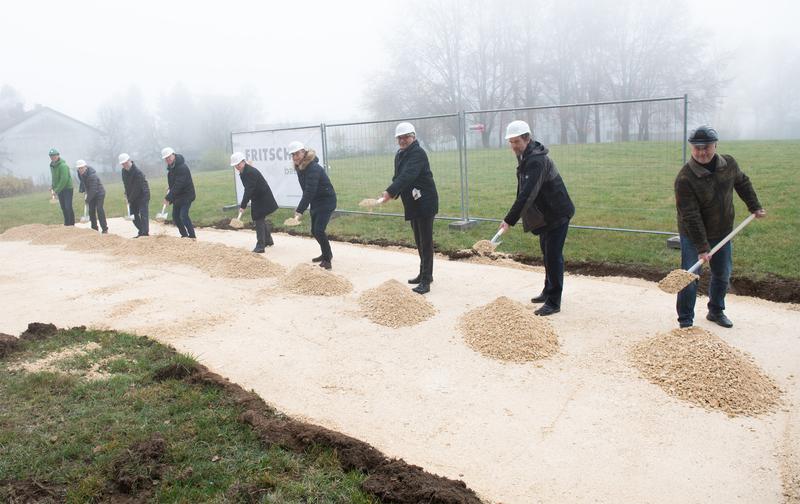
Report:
0,106,104,185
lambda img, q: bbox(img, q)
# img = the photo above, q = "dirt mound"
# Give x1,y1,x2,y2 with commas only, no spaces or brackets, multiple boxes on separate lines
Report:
19,322,57,341
630,326,783,417
459,296,559,363
0,479,67,503
363,459,482,504
278,264,353,296
0,223,50,242
471,239,497,255
152,362,198,381
358,279,436,328
0,334,19,358
111,432,167,495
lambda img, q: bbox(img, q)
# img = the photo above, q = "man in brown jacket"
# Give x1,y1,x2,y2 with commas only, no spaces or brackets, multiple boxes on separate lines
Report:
674,126,766,328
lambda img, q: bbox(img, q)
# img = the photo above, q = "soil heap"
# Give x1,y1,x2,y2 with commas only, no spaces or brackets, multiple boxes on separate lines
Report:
279,264,353,296
630,326,782,416
459,296,559,363
471,239,497,255
358,279,436,328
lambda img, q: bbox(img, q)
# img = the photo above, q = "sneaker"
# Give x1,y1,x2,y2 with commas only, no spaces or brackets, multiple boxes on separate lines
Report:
706,311,733,328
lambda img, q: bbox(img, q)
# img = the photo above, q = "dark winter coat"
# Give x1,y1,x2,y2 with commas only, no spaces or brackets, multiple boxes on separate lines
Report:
165,153,196,206
386,140,438,221
239,164,278,220
294,149,336,214
121,162,150,204
77,166,106,202
675,153,762,253
504,140,575,235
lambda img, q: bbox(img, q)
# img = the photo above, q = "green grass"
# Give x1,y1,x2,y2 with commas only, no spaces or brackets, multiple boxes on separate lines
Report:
1,139,797,280
0,328,377,503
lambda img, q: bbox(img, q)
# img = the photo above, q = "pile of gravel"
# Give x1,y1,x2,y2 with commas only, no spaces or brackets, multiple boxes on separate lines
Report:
471,240,497,255
630,326,782,417
358,279,436,328
0,223,50,242
279,264,353,296
658,269,699,294
459,296,559,363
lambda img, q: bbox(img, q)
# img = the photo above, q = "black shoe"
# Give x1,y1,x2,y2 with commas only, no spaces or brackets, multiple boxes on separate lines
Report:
408,275,433,285
534,305,560,316
101,229,108,234
531,292,546,303
319,260,332,270
679,322,693,328
412,283,430,294
312,255,324,263
706,311,733,328
265,241,274,247
252,247,265,253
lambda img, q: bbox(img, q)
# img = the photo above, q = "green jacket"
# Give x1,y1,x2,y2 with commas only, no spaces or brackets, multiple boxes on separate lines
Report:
50,158,73,193
674,153,762,253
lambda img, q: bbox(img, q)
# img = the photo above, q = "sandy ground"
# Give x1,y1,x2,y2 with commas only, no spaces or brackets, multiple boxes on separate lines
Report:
1,218,799,504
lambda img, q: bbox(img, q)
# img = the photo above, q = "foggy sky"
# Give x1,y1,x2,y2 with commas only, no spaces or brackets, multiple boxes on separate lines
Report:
1,0,797,135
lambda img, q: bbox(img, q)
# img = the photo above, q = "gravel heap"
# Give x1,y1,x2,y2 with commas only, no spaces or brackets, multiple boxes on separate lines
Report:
459,296,559,363
229,217,244,229
283,216,301,226
279,264,353,296
630,326,782,417
358,279,436,328
0,223,50,242
658,269,699,294
471,239,497,255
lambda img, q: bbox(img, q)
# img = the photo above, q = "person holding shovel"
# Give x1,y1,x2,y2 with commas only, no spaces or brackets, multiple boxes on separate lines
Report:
48,148,75,226
230,152,278,253
289,141,337,270
161,147,196,239
378,122,438,294
674,126,766,329
497,120,575,317
76,160,108,233
119,153,151,237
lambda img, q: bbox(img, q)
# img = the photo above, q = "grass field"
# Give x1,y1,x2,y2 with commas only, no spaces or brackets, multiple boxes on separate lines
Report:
1,140,797,280
0,327,376,503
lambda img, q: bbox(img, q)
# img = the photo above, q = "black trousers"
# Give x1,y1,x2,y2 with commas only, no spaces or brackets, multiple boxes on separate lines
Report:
57,188,75,226
87,194,108,232
410,215,434,282
172,201,195,238
254,217,273,249
537,220,570,309
129,199,149,236
311,207,334,261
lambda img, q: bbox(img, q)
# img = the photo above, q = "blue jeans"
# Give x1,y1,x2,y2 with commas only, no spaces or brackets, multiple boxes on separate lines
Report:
538,220,570,309
57,188,75,226
676,235,733,327
172,201,195,238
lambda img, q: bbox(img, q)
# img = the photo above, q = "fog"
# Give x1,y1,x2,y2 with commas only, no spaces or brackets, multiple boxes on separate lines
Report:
1,0,798,139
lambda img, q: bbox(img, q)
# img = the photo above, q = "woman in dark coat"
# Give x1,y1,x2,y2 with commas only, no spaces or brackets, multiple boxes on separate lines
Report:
230,152,279,252
380,122,438,294
289,141,337,270
76,160,108,233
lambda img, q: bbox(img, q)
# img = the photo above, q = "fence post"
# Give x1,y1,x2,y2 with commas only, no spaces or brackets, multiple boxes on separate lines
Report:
682,94,688,165
320,122,329,171
448,110,477,230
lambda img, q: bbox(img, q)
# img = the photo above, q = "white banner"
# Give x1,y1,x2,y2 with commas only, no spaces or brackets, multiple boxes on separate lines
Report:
231,127,323,208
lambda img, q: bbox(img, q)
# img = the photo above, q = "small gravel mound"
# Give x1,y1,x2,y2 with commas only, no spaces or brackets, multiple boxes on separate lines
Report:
279,264,353,296
658,269,699,293
471,240,497,255
630,326,782,416
459,296,559,363
358,279,436,328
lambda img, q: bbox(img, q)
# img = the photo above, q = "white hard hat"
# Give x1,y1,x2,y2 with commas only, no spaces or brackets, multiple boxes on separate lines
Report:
504,120,532,140
287,141,305,154
230,152,246,166
75,159,87,168
160,147,175,159
118,153,130,165
395,122,416,137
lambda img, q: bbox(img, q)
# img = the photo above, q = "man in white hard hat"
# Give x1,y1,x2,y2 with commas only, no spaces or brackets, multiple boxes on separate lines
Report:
119,153,151,237
161,147,197,239
379,122,439,294
289,141,338,269
231,152,278,252
498,120,575,316
76,159,108,233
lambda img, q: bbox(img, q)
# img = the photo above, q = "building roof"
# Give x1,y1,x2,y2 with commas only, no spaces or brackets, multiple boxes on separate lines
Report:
0,105,104,137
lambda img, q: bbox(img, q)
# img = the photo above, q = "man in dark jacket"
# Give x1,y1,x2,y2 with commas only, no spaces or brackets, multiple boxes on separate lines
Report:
119,153,151,237
674,126,766,329
289,141,337,270
499,120,575,316
231,152,278,253
161,147,196,239
76,160,108,233
48,148,75,226
380,122,439,294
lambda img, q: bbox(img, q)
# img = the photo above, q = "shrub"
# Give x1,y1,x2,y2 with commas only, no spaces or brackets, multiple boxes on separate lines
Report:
0,174,35,198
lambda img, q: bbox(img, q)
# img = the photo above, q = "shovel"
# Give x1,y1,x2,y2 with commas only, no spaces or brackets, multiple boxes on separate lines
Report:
80,204,90,223
658,213,756,293
490,227,506,246
155,204,169,222
229,210,244,229
124,203,134,221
